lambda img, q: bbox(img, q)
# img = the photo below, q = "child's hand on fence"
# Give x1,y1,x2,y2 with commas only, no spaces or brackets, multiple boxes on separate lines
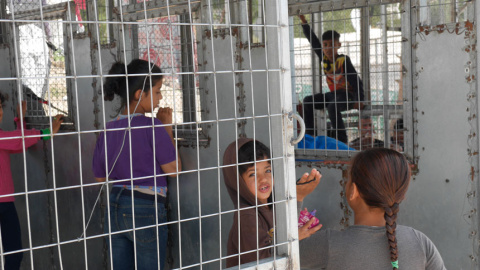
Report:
298,214,322,240
296,168,321,202
16,100,27,118
298,15,307,24
156,107,173,125
51,114,64,134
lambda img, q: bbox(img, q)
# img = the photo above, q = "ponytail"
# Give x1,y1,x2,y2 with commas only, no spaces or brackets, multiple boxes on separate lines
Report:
385,203,400,269
103,62,126,102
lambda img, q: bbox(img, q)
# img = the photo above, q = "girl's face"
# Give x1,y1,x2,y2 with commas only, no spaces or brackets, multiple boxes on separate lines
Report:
140,79,163,113
241,159,273,204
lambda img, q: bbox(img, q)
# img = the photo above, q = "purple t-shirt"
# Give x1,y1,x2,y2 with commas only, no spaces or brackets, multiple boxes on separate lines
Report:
92,114,176,187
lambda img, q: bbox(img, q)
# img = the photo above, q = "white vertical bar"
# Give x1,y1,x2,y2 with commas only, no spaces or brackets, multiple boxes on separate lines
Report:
240,0,262,265
93,0,117,267
7,0,36,267
276,0,299,267
138,2,159,270
221,0,241,266
203,0,223,267
402,0,413,159
36,0,65,267
381,5,390,148
64,1,90,268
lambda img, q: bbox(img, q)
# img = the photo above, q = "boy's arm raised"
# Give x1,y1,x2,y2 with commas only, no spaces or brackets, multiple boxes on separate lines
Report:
299,15,323,59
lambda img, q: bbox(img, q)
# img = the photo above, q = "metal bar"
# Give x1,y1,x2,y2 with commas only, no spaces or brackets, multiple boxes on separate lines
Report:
361,6,370,102
6,1,72,20
402,0,414,160
119,2,201,21
381,5,390,148
276,0,298,265
288,0,401,16
180,14,195,124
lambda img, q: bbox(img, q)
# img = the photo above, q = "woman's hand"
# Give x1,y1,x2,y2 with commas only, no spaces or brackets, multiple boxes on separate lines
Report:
156,107,173,125
299,214,322,240
16,101,27,118
51,114,64,134
298,15,308,24
296,168,321,202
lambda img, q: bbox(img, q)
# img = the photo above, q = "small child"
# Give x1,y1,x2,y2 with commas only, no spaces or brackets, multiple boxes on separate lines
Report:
0,94,62,269
223,139,320,267
223,139,274,267
299,15,364,143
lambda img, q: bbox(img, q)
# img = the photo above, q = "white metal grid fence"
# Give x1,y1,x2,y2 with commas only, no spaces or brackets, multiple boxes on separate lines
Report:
0,0,297,269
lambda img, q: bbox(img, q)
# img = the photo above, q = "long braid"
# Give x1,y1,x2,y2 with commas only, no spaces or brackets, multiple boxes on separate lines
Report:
350,149,411,269
384,203,400,269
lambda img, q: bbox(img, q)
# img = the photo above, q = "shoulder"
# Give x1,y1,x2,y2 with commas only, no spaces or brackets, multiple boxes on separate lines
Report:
402,226,436,245
340,55,355,66
396,225,434,253
397,225,446,269
131,116,165,131
339,54,350,61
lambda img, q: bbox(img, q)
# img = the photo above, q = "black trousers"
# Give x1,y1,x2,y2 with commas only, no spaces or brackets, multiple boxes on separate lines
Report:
0,202,23,269
303,91,350,143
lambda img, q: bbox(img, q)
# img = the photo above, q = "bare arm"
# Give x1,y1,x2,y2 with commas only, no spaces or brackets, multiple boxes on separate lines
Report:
157,107,182,177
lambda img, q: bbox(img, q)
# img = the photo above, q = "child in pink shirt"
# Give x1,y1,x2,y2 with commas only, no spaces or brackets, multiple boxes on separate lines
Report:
0,93,63,269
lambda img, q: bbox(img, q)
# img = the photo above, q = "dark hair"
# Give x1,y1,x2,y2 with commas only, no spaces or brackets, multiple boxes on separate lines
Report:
322,30,340,41
103,59,163,109
0,92,5,105
394,119,403,131
349,148,411,270
238,140,271,175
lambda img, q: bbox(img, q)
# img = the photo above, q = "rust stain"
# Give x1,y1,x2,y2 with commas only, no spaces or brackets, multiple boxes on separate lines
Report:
418,25,431,35
466,75,476,83
465,20,474,32
235,54,243,63
231,27,239,37
418,21,475,36
204,29,211,39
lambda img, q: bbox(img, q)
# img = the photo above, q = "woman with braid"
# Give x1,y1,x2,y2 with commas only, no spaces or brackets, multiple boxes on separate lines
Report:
298,148,446,269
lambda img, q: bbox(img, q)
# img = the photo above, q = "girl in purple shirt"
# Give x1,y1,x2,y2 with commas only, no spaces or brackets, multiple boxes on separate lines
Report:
92,59,181,270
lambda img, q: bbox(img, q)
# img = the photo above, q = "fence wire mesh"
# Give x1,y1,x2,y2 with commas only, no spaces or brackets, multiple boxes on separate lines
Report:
0,0,294,269
291,4,404,153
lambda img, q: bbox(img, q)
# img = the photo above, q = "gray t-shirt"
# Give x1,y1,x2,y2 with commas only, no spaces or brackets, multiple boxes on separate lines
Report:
300,224,446,270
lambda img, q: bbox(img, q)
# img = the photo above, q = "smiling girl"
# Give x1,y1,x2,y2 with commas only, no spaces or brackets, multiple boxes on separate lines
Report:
223,138,320,267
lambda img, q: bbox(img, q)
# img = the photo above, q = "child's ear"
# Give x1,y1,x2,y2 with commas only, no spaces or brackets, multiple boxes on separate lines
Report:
133,89,143,101
349,182,360,201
